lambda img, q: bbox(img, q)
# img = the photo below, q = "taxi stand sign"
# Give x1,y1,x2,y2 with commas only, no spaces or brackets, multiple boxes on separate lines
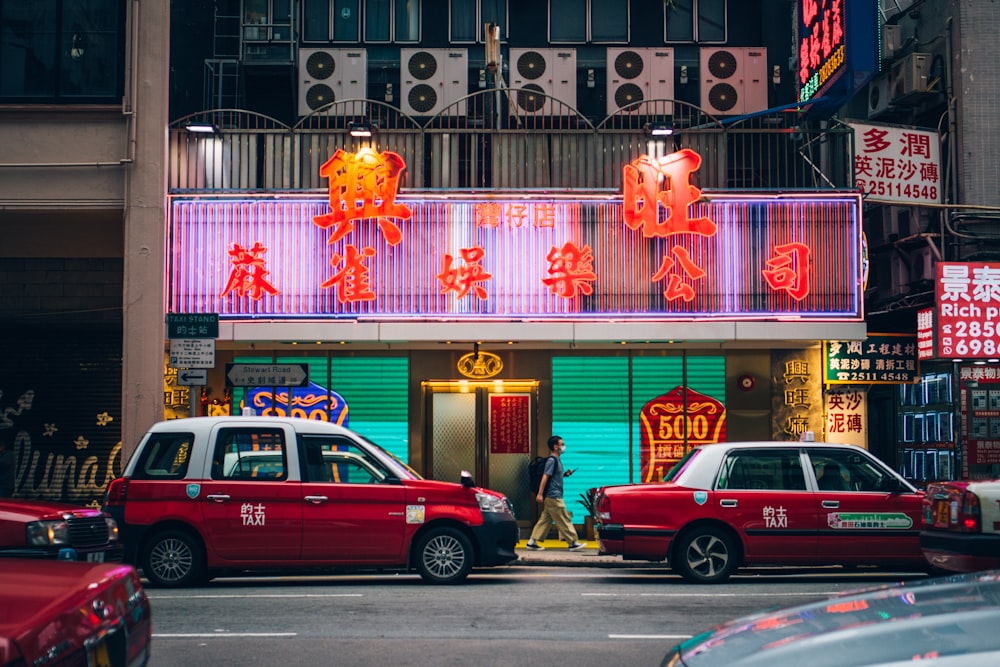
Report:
169,339,215,369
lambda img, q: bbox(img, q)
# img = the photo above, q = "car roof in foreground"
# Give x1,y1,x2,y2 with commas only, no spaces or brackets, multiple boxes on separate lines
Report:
669,570,1000,667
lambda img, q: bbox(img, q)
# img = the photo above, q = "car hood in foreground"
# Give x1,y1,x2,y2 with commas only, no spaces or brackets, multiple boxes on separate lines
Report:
666,570,1000,667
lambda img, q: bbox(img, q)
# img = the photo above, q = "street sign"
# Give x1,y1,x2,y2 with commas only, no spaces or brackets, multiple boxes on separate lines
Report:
167,313,219,339
225,363,310,388
175,368,208,386
169,339,216,368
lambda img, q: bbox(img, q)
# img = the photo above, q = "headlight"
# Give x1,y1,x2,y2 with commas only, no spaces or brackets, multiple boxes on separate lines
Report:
106,517,120,542
475,492,510,513
26,520,70,546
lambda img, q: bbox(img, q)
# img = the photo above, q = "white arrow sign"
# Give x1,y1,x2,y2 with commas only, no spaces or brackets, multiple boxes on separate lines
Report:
225,363,310,387
176,369,208,386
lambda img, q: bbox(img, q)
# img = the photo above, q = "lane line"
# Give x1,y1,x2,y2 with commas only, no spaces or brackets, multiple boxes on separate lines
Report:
149,593,363,599
583,591,835,597
609,634,692,640
155,633,299,638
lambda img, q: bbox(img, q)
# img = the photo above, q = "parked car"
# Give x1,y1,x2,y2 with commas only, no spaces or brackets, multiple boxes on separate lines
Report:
0,558,151,667
595,441,926,583
660,569,1000,667
921,479,1000,573
103,416,518,586
0,499,123,562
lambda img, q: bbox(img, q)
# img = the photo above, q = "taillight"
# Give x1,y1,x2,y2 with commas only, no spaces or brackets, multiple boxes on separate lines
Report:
103,477,129,507
595,490,611,521
959,491,981,532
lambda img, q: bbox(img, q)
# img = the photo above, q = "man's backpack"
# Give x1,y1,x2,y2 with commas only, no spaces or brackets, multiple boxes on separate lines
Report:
528,456,553,495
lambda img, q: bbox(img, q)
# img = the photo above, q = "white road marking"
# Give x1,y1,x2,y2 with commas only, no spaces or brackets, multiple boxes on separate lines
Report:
155,633,298,638
608,634,692,640
583,591,835,597
149,593,363,599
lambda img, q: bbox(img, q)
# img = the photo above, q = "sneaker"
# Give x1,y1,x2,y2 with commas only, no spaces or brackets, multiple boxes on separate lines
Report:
525,540,544,550
568,542,587,551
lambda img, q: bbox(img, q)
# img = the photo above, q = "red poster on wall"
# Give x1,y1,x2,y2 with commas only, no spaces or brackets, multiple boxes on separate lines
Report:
639,386,727,483
489,394,530,454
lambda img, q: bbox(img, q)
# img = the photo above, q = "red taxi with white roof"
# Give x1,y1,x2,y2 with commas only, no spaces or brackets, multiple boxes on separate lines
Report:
595,441,926,583
921,479,1000,573
103,416,518,586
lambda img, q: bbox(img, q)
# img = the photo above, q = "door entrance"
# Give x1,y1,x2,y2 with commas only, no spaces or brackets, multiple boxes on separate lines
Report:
424,381,538,522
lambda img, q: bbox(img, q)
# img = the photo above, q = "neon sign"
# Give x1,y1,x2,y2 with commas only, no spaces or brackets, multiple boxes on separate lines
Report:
798,0,847,102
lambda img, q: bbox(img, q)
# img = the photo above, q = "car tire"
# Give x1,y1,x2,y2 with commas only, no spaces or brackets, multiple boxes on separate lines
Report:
141,529,207,588
414,527,474,584
674,526,738,584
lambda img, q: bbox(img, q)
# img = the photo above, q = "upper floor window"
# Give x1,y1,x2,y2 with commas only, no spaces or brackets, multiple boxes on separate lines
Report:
449,0,507,43
303,0,360,42
0,0,124,102
549,0,628,44
244,0,292,41
665,0,726,43
365,0,419,43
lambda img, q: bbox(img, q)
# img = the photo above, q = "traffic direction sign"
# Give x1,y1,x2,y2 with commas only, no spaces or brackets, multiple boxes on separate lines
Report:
225,363,310,387
175,369,208,386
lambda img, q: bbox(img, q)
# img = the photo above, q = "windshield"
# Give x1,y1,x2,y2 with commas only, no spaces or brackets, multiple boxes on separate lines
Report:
356,433,423,480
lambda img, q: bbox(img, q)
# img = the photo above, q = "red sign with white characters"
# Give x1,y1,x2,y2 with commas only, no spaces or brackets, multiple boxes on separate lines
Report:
936,262,1000,359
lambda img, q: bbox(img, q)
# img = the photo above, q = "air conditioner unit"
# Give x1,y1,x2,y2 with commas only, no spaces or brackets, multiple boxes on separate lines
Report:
509,48,577,115
881,24,902,60
400,48,469,117
867,73,892,118
606,47,674,115
890,52,931,102
699,47,768,116
298,48,367,116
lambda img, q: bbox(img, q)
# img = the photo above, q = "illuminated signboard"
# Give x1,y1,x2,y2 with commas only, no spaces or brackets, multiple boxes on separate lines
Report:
850,122,942,205
798,0,847,103
935,262,1000,359
824,333,918,384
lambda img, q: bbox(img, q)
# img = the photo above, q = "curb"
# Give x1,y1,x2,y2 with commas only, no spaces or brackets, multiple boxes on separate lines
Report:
511,540,663,568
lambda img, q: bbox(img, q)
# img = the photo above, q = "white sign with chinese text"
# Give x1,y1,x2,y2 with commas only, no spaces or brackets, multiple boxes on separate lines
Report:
935,262,1000,359
850,122,942,205
825,386,867,449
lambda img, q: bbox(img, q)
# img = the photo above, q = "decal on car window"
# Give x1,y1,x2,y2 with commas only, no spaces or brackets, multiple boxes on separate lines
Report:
827,513,913,529
240,503,266,526
763,505,788,528
406,505,426,524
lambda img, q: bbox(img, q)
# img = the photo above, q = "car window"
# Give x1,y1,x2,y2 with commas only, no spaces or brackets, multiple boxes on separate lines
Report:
300,435,388,484
132,432,194,479
211,428,287,481
807,448,895,492
716,449,807,491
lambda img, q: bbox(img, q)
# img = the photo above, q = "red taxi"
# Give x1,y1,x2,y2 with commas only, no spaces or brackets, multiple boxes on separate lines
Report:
921,479,1000,573
0,499,123,562
104,416,518,586
595,441,926,583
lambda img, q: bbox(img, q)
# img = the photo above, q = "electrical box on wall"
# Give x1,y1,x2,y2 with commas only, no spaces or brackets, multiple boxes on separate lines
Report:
509,48,577,115
400,48,469,117
297,48,367,116
699,47,768,116
605,47,674,116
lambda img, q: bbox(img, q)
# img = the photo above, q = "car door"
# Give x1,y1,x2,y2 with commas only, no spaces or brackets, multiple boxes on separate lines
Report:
712,448,817,561
197,424,303,561
298,434,407,563
807,447,923,562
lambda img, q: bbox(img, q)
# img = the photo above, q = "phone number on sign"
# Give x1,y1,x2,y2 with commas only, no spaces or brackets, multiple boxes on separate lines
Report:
941,321,999,356
856,179,938,200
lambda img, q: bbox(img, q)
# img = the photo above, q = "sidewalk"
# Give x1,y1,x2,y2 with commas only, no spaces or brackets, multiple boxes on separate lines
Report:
512,539,660,568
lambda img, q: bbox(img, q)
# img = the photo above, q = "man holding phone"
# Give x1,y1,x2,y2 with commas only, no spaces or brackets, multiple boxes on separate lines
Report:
525,435,587,551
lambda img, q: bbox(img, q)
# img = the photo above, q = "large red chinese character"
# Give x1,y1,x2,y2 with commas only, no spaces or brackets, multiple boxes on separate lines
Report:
623,149,717,239
763,242,811,300
221,242,279,300
543,241,596,298
438,246,492,299
312,147,412,246
321,244,377,304
475,202,502,227
651,245,706,302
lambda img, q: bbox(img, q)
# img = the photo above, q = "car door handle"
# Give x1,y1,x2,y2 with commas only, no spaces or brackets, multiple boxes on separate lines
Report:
206,494,230,503
304,495,329,504
822,500,840,508
719,499,738,507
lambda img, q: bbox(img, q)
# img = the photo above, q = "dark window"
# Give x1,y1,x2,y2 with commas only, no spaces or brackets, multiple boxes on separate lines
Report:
303,0,360,42
133,433,194,480
212,428,287,481
665,0,725,43
718,449,806,491
300,435,388,484
0,0,124,102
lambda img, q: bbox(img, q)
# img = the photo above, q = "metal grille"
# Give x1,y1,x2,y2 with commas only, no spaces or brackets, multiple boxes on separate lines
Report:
68,516,110,548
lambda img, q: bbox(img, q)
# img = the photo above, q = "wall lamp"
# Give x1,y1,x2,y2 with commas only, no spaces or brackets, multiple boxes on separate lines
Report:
644,122,674,136
184,122,218,134
349,122,376,137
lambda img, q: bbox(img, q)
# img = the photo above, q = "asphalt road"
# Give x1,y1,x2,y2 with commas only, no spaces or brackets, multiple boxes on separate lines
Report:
145,565,927,666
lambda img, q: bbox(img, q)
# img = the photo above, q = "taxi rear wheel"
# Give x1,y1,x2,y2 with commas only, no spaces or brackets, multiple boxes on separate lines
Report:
415,527,474,584
674,526,737,584
141,529,207,588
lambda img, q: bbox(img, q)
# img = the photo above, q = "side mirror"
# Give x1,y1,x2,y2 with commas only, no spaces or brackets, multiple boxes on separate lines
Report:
460,470,475,488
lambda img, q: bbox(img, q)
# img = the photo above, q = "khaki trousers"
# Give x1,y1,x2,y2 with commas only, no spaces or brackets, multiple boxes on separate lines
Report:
529,497,578,544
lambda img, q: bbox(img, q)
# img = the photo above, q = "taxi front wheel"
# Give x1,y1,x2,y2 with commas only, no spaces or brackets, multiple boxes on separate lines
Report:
674,526,737,584
415,527,474,584
141,529,207,588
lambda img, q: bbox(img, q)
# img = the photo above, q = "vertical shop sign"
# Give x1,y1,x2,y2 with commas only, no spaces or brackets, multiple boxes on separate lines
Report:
825,386,867,448
772,348,824,440
489,394,530,454
916,308,935,360
638,386,727,483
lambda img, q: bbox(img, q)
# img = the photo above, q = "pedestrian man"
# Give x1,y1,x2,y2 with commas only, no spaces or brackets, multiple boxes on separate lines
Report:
526,435,586,551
